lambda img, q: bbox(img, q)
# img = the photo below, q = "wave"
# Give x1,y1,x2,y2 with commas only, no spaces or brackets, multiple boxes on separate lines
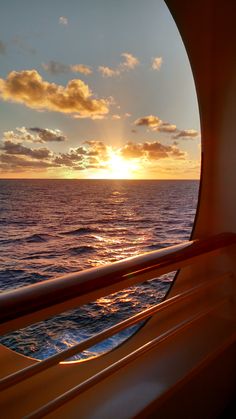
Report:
61,227,99,236
1,233,60,245
0,179,199,360
68,245,96,255
0,269,48,291
24,234,54,243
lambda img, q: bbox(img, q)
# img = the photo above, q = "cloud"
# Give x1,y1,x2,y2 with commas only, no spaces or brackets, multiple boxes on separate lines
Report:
83,140,109,161
1,140,51,159
41,61,72,75
3,127,67,143
134,115,199,138
59,16,68,25
121,141,185,160
3,127,35,143
0,152,52,172
52,142,106,170
42,61,92,75
134,115,162,128
0,70,109,117
29,127,67,142
120,53,139,70
70,64,92,75
53,151,84,167
152,57,163,71
173,129,199,139
0,137,187,175
98,66,120,77
99,52,139,77
0,40,6,54
111,113,130,120
158,122,177,133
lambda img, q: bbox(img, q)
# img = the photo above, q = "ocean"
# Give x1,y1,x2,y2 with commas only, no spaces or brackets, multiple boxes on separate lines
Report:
0,179,199,360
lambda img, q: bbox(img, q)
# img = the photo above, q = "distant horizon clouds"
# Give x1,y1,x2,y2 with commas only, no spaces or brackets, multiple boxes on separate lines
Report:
0,137,192,176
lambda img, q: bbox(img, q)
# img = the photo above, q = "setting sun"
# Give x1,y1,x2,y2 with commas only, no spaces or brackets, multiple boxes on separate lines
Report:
90,150,139,179
106,152,138,179
0,0,200,180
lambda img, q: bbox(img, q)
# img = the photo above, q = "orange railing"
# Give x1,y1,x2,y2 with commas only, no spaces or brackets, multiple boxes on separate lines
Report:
0,233,236,418
0,232,236,335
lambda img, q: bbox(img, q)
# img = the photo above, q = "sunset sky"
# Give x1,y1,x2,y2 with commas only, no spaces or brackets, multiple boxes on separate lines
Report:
0,0,201,179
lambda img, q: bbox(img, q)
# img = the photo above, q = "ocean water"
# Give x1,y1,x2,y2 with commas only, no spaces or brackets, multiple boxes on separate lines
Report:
0,179,199,360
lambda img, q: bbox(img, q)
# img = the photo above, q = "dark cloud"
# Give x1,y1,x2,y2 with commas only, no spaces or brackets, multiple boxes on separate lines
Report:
53,146,88,166
0,70,109,117
134,115,199,139
158,122,177,133
0,138,186,174
1,140,51,159
0,154,56,170
29,128,67,142
173,129,199,139
42,61,92,75
3,127,67,143
52,144,102,169
134,115,161,128
121,141,185,160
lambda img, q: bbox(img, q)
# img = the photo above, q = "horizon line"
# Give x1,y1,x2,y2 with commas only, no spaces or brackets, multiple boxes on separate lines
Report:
0,177,200,181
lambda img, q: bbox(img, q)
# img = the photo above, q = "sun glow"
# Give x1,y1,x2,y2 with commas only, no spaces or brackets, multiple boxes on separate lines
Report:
107,151,140,179
108,153,133,179
93,151,139,179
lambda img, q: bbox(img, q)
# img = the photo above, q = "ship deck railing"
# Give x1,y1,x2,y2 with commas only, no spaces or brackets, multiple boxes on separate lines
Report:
0,232,236,418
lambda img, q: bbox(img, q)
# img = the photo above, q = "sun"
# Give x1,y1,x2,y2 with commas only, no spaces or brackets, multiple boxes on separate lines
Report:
92,151,139,179
108,153,132,179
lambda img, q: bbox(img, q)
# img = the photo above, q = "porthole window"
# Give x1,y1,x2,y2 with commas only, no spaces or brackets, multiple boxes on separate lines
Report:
0,0,200,360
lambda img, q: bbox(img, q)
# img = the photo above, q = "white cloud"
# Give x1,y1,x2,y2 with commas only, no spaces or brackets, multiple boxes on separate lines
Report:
120,53,139,70
98,66,120,77
59,16,68,25
99,52,139,77
152,57,163,70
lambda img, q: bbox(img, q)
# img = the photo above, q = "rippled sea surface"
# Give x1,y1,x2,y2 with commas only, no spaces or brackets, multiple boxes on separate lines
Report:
0,179,199,359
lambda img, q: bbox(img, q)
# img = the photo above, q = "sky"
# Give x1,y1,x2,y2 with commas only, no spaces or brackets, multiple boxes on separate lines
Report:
0,0,201,179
